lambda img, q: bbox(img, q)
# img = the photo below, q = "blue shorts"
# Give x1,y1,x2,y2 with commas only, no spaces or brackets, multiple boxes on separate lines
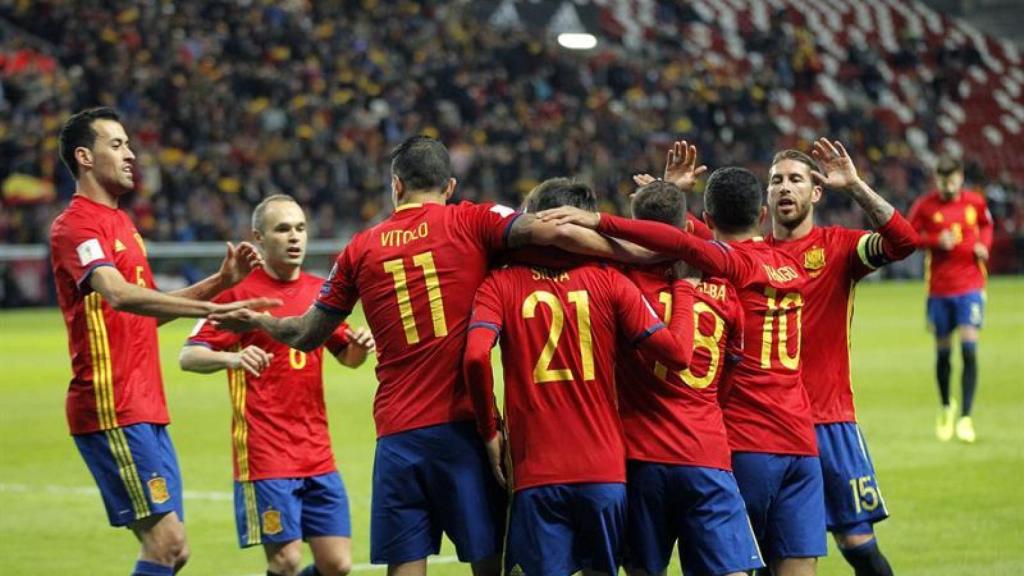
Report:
73,423,184,527
731,452,827,561
624,461,764,575
234,471,351,548
816,423,889,535
927,290,984,338
506,483,626,576
370,421,506,565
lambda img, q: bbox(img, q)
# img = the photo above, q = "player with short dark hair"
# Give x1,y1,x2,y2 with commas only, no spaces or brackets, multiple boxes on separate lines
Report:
464,178,697,576
540,149,825,576
766,139,918,576
615,145,763,576
180,195,375,576
50,107,274,575
908,155,992,444
210,136,648,576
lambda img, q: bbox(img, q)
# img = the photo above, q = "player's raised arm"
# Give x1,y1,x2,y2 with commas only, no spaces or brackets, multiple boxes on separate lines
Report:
504,211,661,264
614,269,695,372
539,206,736,280
811,138,917,265
165,241,264,301
88,266,280,319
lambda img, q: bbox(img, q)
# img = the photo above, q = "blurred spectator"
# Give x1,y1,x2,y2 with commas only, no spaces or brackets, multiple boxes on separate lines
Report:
0,0,1019,280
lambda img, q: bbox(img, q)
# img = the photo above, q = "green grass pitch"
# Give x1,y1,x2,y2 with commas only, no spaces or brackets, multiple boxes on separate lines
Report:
1,278,1021,575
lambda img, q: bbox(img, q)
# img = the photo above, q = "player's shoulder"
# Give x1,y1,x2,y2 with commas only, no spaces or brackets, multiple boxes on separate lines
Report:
912,190,940,208
962,189,988,206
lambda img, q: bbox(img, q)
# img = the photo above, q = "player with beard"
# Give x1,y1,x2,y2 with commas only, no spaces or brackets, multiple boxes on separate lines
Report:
50,107,275,575
765,139,917,576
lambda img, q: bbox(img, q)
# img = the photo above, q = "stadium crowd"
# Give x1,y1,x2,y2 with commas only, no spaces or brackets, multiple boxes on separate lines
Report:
1,1,1022,253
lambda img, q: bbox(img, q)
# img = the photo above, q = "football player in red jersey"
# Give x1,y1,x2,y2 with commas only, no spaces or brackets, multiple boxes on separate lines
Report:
210,136,651,576
50,107,276,576
766,140,917,576
463,179,697,576
180,195,375,576
908,156,993,444
541,159,824,576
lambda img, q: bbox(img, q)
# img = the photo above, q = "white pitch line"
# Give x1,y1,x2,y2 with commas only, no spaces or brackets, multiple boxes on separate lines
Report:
0,482,233,501
0,483,461,573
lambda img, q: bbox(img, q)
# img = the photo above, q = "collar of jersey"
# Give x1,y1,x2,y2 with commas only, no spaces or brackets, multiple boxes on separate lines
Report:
394,203,424,212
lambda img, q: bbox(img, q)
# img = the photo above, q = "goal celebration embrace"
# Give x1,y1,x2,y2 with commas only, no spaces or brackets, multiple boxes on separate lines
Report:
3,2,1021,574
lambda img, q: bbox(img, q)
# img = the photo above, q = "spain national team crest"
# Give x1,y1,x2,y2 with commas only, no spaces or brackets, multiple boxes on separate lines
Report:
804,247,826,275
147,476,170,504
262,509,283,535
965,205,977,226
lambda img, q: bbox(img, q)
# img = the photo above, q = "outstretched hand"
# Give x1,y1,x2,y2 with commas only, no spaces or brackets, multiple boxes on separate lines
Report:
663,140,707,192
536,206,601,229
208,298,280,333
810,138,862,190
219,242,264,287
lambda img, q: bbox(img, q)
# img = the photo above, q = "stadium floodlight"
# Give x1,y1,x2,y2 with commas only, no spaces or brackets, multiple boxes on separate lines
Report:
557,33,597,50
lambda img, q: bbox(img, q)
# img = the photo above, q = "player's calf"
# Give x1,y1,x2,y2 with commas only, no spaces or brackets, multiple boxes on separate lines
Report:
838,536,894,576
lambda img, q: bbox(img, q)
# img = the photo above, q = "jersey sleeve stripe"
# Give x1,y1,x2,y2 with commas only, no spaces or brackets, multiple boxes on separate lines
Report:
631,321,666,346
183,339,213,349
501,212,525,247
468,321,502,335
313,301,349,316
76,261,115,290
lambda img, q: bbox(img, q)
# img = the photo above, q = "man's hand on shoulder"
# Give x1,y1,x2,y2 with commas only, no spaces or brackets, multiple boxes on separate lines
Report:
537,206,601,229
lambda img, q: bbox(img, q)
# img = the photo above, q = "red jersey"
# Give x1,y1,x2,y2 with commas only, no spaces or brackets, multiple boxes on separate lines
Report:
468,264,684,491
316,201,519,438
908,190,993,297
50,195,167,435
617,266,742,470
187,268,351,481
596,214,816,456
767,215,918,424
688,213,714,240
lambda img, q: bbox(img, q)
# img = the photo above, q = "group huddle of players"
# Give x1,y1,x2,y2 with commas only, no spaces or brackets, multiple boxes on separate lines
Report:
50,107,992,576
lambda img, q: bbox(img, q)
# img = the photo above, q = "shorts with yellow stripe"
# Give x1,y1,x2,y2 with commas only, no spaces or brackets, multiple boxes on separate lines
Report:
73,423,184,527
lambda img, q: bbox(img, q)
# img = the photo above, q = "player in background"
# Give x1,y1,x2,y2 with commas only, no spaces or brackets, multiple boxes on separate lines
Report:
50,107,276,576
540,160,825,576
209,136,650,576
766,140,918,576
463,179,697,576
908,156,993,443
617,150,763,576
179,195,375,576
